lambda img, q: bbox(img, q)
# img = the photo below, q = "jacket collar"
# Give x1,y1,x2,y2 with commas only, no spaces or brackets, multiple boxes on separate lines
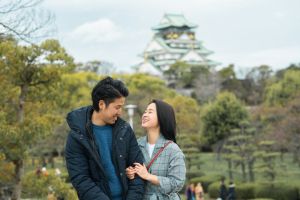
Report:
139,133,166,148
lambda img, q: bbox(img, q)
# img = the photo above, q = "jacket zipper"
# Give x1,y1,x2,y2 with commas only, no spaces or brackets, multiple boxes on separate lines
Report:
112,123,126,200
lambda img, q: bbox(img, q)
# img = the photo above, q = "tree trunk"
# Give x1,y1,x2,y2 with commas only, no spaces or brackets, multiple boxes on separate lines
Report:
293,151,299,163
241,162,247,182
12,82,29,200
11,158,25,200
42,157,47,167
62,151,65,163
31,158,34,166
228,159,233,180
248,159,255,182
50,152,54,169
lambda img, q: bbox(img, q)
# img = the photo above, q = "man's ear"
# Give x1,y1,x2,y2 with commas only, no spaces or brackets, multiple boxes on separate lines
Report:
99,100,106,110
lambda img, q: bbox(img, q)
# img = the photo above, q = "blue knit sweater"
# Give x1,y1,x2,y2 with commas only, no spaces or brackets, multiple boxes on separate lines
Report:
93,124,122,200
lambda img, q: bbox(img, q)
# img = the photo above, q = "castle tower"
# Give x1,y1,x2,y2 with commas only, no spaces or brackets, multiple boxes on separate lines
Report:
132,13,221,77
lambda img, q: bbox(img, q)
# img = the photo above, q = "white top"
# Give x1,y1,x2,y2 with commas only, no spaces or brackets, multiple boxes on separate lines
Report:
147,142,156,158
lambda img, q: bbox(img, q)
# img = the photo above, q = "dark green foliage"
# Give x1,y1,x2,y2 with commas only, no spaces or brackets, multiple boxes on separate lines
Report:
253,184,299,200
189,174,225,192
201,92,251,144
235,183,256,199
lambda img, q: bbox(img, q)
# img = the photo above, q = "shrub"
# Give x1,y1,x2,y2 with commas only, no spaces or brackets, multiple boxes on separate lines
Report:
61,172,71,183
208,180,248,199
208,181,221,198
235,183,256,199
190,174,225,192
253,184,299,200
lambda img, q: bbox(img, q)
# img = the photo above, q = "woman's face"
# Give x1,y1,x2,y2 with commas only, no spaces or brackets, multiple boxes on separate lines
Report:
142,103,159,130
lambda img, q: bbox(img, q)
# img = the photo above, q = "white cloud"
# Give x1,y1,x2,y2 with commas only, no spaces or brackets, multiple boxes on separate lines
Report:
276,12,284,18
68,19,124,43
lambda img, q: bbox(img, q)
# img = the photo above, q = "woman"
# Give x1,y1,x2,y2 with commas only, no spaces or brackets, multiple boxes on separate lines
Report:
195,182,204,200
126,99,186,200
187,183,195,200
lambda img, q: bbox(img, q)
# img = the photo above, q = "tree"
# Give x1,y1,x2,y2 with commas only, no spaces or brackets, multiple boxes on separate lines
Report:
177,133,204,184
21,172,78,200
263,70,300,107
253,141,281,188
0,0,56,43
200,92,251,145
245,65,273,105
163,94,200,135
0,39,74,200
164,61,209,88
223,121,257,182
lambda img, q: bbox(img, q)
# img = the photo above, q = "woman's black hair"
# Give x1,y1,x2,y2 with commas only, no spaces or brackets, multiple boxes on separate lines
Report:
151,99,178,143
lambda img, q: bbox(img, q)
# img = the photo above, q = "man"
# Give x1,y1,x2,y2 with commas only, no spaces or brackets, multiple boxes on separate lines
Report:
219,180,227,200
65,76,144,200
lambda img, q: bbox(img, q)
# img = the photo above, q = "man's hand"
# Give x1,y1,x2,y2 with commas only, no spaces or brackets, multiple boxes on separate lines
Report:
126,166,136,180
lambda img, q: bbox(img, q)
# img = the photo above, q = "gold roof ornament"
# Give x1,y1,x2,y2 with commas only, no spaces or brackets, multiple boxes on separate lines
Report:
144,52,148,59
173,33,178,38
189,34,195,39
190,43,194,52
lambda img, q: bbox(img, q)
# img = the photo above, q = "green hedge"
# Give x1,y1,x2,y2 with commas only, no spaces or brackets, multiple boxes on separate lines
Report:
253,184,299,200
189,174,225,192
235,183,256,199
208,182,299,200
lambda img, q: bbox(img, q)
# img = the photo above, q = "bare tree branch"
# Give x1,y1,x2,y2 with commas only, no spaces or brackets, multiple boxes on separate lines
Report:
0,0,56,43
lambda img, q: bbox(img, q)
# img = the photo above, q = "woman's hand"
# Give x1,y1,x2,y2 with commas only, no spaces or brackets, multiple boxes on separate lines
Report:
125,166,136,180
133,162,150,180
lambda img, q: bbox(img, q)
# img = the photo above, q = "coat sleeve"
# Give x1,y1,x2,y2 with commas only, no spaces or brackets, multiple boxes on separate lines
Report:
126,128,145,200
65,131,110,200
157,149,186,195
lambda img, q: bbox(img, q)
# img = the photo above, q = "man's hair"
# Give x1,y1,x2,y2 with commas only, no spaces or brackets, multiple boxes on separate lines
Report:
91,76,129,112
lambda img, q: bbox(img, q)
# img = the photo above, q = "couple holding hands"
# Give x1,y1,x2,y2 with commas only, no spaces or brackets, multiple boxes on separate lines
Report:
65,76,186,200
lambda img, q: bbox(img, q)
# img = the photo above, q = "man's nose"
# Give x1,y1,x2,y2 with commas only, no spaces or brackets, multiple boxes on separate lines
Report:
118,110,122,116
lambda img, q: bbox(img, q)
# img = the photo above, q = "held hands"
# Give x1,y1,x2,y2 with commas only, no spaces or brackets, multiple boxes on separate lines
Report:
125,163,150,180
125,166,135,180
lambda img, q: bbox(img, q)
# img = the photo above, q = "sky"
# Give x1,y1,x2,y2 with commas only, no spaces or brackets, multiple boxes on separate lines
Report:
43,0,300,77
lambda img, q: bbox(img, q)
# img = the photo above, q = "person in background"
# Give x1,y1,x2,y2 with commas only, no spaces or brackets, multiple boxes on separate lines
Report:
35,167,42,178
195,182,204,200
219,180,227,200
55,168,61,178
228,182,235,200
187,183,195,200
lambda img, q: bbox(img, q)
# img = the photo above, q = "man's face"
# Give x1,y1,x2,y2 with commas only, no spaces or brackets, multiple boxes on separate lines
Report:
100,97,125,125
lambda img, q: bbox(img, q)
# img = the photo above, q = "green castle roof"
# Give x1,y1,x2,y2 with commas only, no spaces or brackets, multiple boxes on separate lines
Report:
152,14,198,30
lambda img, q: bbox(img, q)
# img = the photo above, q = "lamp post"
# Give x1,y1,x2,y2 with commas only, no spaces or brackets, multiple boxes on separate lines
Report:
125,104,137,130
